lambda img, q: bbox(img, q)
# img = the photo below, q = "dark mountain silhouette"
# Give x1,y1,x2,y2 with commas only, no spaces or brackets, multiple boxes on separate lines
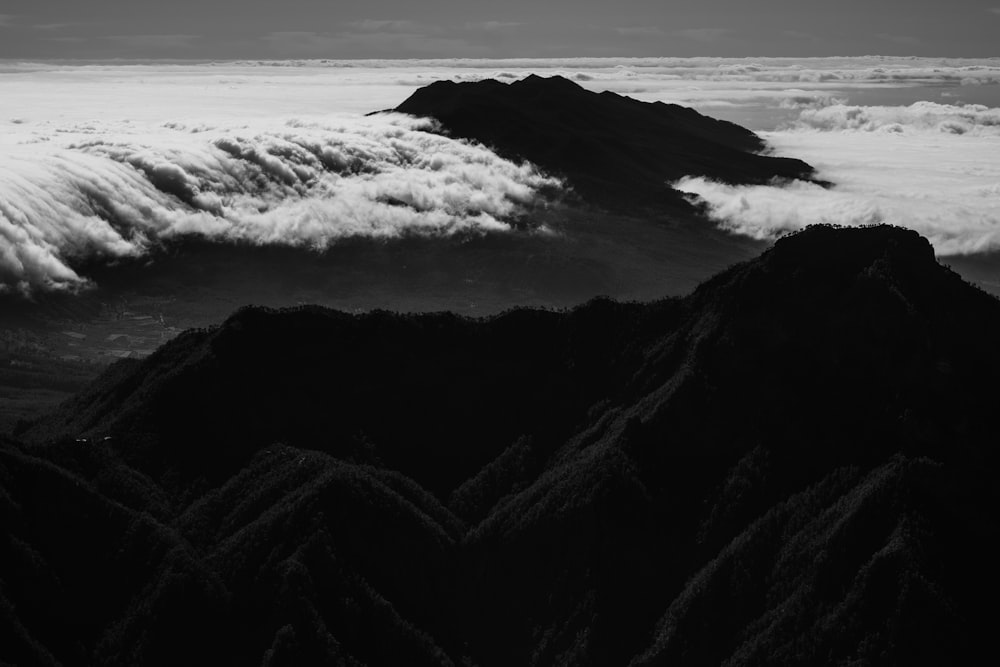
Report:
392,75,818,212
4,225,999,665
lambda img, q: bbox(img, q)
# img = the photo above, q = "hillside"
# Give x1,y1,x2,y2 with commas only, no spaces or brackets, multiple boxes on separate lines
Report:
393,75,818,212
4,225,999,665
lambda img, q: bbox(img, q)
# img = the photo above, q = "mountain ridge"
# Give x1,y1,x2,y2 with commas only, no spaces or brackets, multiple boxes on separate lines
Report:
5,224,999,665
392,74,819,212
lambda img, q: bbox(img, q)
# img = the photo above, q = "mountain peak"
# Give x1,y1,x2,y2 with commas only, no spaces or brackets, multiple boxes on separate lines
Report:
689,224,972,323
767,224,936,271
14,225,1000,664
394,75,817,212
510,73,584,91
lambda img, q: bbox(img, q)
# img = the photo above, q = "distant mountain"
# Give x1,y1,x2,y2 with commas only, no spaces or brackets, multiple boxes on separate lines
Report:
5,225,999,665
393,75,818,212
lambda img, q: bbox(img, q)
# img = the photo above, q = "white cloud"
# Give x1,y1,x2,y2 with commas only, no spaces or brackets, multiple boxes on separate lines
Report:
3,58,999,289
675,102,1000,255
47,57,989,111
676,177,885,238
792,100,1000,135
0,114,562,292
171,56,1000,115
779,93,848,110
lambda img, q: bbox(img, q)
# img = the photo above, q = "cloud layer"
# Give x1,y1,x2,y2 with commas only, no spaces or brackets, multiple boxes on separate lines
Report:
3,59,999,290
5,57,1000,121
0,114,560,292
676,100,1000,255
793,100,1000,135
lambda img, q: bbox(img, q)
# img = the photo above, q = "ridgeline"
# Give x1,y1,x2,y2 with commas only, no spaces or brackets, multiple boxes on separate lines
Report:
3,224,998,665
393,74,818,212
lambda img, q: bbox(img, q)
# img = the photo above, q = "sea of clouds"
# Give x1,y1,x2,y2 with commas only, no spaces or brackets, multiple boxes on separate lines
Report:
2,56,999,291
0,113,561,292
675,100,1000,255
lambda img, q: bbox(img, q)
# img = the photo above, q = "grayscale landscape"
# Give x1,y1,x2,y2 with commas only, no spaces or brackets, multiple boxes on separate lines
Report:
1,3,998,665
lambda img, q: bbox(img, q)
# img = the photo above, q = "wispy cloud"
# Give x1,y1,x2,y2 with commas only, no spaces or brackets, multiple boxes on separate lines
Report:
41,36,86,44
615,26,667,38
104,34,201,51
262,28,491,58
674,28,734,42
783,30,821,41
989,8,1000,15
33,22,78,31
0,14,15,28
262,19,495,57
465,21,522,32
875,32,919,45
344,19,426,34
262,31,344,56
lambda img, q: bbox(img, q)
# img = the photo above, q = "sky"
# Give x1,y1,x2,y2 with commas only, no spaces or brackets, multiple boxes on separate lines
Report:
1,1,999,59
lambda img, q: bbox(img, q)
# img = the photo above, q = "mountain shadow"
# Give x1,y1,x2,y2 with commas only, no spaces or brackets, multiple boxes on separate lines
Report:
392,74,818,213
4,225,999,665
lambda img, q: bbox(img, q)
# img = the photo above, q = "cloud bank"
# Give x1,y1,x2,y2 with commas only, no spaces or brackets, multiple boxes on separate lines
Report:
0,114,561,293
5,58,1000,122
793,101,1000,135
3,59,999,290
676,100,1000,255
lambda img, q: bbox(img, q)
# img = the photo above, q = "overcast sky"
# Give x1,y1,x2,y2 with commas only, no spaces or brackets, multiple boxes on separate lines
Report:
0,1,998,59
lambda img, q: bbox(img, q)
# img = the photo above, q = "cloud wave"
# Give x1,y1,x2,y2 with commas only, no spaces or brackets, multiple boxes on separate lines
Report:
792,101,1000,136
0,114,561,293
677,100,1000,255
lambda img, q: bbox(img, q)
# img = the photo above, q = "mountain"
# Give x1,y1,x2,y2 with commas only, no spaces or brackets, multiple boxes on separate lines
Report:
2,75,814,433
4,225,999,665
393,74,818,212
